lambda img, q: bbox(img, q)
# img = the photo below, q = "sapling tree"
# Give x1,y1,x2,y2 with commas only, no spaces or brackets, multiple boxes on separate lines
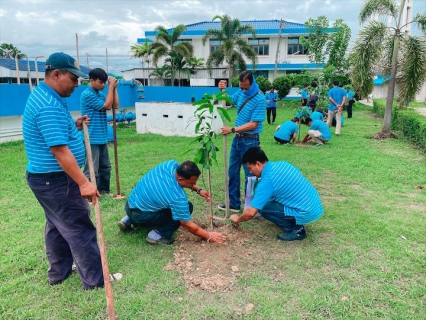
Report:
187,91,231,227
295,106,311,142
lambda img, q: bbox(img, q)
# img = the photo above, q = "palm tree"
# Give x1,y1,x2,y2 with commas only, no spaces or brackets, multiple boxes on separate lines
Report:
202,15,258,87
165,52,195,86
350,0,426,135
0,43,24,59
150,24,194,86
149,65,171,86
130,39,153,85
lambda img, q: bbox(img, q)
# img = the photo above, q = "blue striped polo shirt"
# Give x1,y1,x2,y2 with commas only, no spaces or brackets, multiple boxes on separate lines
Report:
22,82,85,173
310,111,324,121
231,90,265,134
128,160,191,221
250,161,324,224
80,87,108,144
310,120,331,141
274,121,298,141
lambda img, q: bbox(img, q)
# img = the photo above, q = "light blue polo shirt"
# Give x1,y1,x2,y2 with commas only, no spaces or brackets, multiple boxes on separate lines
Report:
22,82,85,173
346,90,355,100
301,89,309,99
250,161,324,224
128,160,191,221
310,111,324,121
265,92,278,108
274,121,298,141
328,86,346,111
310,120,331,140
231,90,265,134
80,87,108,144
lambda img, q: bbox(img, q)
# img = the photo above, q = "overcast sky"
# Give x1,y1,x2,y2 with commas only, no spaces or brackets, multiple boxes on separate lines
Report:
0,0,424,73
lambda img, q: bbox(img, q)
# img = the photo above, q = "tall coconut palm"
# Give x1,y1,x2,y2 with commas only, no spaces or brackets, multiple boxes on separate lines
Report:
202,15,258,87
150,24,194,86
130,39,153,85
350,0,426,135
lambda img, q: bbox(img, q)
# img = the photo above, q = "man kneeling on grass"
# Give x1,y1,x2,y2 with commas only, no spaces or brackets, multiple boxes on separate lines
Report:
118,160,226,245
229,147,324,241
301,117,331,146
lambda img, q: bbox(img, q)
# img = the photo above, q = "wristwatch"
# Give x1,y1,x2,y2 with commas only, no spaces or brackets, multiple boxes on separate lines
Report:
231,127,235,133
196,188,203,194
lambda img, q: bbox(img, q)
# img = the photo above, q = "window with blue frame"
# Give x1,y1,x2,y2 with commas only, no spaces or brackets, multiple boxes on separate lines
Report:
253,70,269,79
210,39,222,53
175,39,193,44
287,37,308,55
249,38,269,55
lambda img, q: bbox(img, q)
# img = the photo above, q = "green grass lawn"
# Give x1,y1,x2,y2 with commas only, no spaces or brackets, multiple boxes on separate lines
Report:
1,102,425,319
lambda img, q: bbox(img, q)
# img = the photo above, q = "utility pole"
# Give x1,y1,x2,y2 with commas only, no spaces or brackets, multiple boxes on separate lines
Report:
85,53,90,68
106,48,109,73
273,19,284,81
75,33,80,65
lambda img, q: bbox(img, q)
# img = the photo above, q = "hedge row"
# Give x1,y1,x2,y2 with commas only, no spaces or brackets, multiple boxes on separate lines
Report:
372,99,426,152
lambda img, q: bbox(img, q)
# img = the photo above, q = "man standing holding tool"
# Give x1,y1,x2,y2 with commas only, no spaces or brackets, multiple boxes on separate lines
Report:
217,71,266,213
80,68,119,195
22,52,121,289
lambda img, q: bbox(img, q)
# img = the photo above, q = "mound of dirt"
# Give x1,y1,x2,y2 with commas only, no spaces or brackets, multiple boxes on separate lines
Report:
371,131,398,140
163,219,289,293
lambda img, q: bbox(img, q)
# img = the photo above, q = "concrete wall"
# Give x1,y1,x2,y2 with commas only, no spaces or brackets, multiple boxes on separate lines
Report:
135,102,223,137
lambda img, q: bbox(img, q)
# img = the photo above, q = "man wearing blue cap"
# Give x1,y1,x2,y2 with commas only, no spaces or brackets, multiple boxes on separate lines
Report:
23,52,121,290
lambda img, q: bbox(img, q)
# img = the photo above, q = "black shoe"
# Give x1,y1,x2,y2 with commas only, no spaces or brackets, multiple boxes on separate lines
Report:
146,236,175,245
277,227,306,241
217,204,240,213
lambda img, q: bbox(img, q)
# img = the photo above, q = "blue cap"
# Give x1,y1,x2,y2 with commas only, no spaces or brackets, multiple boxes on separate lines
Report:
45,52,87,78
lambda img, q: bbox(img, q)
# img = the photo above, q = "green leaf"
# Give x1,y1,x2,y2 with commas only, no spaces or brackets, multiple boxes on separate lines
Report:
217,107,232,122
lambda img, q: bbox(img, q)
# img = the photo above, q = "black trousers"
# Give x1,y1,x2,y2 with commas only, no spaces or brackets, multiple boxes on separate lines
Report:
266,107,277,124
347,100,354,118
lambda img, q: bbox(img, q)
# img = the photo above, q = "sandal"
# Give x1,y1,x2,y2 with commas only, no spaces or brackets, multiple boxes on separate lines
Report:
109,273,123,282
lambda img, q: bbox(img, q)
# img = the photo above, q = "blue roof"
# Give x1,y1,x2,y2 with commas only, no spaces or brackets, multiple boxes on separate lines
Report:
0,58,91,74
145,19,333,37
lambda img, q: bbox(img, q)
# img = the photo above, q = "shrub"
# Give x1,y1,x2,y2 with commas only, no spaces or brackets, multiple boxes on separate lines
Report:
372,98,426,152
255,76,272,94
273,75,293,100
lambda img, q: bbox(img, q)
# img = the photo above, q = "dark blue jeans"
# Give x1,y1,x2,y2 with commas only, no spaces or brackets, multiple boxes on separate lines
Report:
125,201,193,239
228,136,260,208
83,144,111,194
260,200,303,232
26,172,104,289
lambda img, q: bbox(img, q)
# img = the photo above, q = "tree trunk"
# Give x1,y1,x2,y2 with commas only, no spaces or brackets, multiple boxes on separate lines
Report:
383,0,405,134
382,34,400,133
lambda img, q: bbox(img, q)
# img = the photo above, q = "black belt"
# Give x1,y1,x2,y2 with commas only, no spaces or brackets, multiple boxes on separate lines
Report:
26,171,67,178
235,133,259,139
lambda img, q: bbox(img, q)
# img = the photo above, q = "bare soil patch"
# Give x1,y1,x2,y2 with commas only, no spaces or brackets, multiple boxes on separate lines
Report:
163,218,296,294
371,131,398,140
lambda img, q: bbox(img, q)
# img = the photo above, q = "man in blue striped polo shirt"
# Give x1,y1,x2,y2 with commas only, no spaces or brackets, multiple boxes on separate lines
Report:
230,147,324,241
119,160,226,245
80,68,119,194
217,71,266,213
23,52,120,289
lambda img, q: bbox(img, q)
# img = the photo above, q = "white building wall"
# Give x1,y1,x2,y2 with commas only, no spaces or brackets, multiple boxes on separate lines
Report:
135,102,223,137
